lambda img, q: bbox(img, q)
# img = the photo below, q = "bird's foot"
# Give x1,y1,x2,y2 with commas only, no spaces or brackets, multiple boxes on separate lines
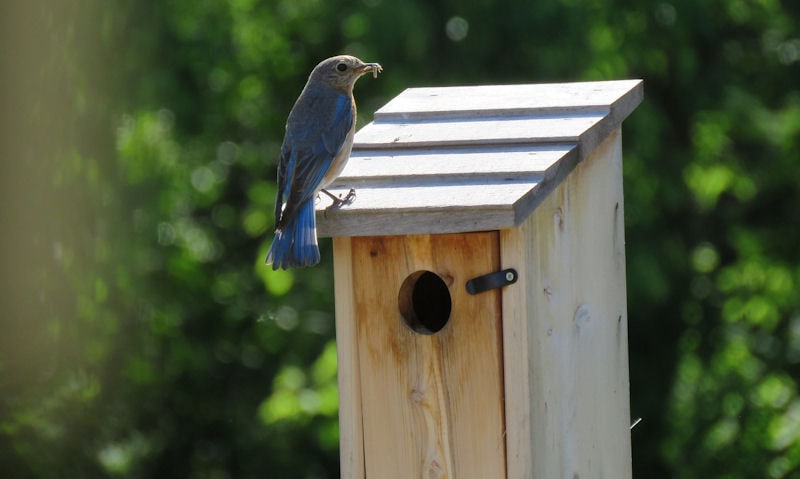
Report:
321,188,356,208
321,188,355,218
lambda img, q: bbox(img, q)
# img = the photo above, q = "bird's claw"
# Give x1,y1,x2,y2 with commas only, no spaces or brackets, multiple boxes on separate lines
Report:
321,188,356,208
320,188,356,218
340,188,356,205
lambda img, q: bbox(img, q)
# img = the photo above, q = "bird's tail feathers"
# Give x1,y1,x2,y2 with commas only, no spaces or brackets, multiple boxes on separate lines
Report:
265,200,320,270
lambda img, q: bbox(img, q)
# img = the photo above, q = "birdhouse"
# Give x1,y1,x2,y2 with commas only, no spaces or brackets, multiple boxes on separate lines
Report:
317,80,643,479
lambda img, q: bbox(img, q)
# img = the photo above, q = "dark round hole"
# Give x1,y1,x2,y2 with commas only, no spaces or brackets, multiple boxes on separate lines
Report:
398,270,452,334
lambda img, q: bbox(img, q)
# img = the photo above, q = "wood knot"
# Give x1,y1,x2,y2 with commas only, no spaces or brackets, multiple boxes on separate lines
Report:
426,458,444,478
554,207,564,231
440,273,454,287
574,304,591,329
410,387,425,403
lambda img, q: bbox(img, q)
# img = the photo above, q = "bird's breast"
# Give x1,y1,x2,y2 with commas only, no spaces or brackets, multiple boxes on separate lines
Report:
321,125,356,188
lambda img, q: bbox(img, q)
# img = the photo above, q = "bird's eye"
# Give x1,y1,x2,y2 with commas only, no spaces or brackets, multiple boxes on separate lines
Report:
336,63,348,72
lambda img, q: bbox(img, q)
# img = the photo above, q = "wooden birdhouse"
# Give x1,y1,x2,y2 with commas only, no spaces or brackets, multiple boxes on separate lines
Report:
317,80,643,479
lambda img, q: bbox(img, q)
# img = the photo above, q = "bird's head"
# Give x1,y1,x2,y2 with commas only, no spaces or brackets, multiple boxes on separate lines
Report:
310,55,382,92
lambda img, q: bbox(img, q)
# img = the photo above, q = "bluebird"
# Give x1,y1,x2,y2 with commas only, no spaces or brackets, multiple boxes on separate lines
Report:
266,55,382,270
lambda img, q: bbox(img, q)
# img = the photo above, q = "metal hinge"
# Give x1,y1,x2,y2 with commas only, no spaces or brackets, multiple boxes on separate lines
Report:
465,268,518,295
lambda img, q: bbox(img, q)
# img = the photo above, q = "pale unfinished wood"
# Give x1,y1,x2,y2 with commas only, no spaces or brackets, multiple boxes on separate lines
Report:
352,112,606,148
330,81,639,479
340,144,575,184
333,237,364,479
373,80,643,120
317,145,580,238
316,80,643,238
339,232,506,479
501,128,631,478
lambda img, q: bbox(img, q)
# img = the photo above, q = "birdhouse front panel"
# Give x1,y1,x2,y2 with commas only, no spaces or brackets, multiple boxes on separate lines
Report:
333,232,506,479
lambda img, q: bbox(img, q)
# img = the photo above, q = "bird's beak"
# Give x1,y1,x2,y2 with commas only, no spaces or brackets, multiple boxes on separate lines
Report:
357,62,383,78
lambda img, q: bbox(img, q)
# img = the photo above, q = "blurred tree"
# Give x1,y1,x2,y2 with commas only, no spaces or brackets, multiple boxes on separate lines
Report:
2,0,799,478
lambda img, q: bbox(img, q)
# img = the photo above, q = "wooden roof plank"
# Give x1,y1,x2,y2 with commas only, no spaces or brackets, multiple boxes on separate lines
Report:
374,80,642,121
353,112,605,149
333,145,575,185
317,208,516,237
320,181,541,212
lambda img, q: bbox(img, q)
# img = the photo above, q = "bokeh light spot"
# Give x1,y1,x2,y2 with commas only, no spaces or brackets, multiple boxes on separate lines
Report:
446,16,469,42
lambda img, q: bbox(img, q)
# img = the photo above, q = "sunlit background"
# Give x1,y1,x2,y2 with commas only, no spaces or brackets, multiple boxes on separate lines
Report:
2,0,800,477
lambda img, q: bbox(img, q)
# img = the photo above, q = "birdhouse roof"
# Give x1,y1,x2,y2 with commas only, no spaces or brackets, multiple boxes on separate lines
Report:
316,79,643,237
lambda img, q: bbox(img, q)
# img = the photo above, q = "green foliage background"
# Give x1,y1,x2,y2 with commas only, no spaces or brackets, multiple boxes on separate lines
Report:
2,0,799,477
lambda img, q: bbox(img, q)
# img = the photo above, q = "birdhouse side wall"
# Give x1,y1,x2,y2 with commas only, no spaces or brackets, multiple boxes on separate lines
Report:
501,127,632,478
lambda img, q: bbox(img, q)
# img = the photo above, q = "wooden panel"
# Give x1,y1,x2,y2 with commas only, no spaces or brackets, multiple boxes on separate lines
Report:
320,206,515,238
501,128,631,478
374,80,643,121
353,112,605,149
338,144,575,185
317,144,580,238
345,232,506,479
322,182,535,212
333,237,364,479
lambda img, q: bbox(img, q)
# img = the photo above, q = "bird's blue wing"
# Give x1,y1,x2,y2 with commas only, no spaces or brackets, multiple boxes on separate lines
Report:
275,90,354,228
292,92,353,197
274,140,293,222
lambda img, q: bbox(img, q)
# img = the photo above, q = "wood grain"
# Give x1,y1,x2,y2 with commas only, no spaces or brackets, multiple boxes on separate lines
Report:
373,80,643,121
330,81,640,479
333,237,365,479
353,112,606,148
501,128,631,479
316,80,642,238
338,232,506,479
339,144,575,185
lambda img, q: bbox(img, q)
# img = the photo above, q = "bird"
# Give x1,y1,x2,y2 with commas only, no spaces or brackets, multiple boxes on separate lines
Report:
265,55,382,270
